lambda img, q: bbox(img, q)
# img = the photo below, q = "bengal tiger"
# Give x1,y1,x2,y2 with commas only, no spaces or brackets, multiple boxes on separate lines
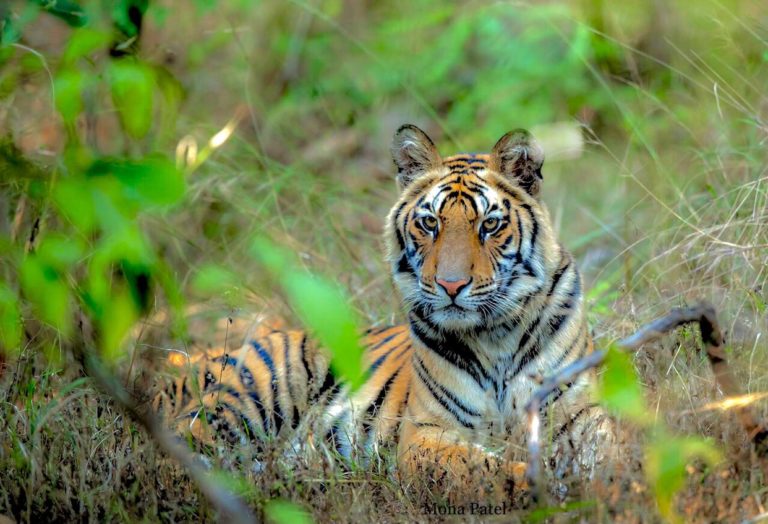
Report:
154,125,608,496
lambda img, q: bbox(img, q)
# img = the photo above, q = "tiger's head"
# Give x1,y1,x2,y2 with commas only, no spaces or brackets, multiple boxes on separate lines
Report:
385,125,560,331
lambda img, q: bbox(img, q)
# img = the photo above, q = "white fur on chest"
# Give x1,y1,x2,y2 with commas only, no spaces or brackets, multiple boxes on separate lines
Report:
475,332,569,433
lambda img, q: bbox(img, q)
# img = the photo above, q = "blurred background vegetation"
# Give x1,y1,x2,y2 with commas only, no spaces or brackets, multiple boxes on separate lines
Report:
0,0,766,522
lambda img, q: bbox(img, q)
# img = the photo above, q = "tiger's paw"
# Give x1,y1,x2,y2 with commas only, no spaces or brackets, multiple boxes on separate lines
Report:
503,460,528,490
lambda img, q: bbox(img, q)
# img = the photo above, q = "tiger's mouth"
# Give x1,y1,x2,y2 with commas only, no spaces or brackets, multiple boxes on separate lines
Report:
429,302,483,331
444,303,467,312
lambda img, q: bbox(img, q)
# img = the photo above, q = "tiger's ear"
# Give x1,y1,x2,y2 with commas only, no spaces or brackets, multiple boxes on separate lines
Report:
391,124,442,189
490,129,544,197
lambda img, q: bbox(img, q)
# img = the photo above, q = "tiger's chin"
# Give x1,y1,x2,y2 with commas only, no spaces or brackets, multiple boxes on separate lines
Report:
430,305,482,331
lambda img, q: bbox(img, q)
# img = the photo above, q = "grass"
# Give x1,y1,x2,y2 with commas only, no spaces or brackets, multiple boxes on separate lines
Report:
1,0,767,522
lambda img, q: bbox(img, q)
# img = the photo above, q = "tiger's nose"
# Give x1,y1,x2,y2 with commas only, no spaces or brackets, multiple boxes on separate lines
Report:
436,277,470,298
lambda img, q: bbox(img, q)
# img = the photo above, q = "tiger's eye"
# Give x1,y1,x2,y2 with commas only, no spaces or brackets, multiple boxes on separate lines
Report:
422,216,438,230
482,217,500,233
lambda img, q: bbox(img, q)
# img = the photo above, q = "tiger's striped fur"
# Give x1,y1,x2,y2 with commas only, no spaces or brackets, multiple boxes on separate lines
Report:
155,125,606,492
153,326,414,459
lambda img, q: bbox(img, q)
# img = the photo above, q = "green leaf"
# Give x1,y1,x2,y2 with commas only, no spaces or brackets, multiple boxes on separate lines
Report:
87,154,185,208
62,29,111,64
646,433,721,523
287,272,365,388
112,0,149,38
154,65,184,142
265,500,313,524
596,345,649,425
37,233,84,271
0,282,22,354
19,255,70,336
109,60,155,138
33,0,88,27
206,469,259,500
99,287,138,362
85,228,154,317
251,237,366,390
54,178,96,234
54,68,84,124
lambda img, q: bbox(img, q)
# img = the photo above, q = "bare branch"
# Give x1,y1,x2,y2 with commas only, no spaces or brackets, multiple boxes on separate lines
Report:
525,302,768,501
616,304,768,451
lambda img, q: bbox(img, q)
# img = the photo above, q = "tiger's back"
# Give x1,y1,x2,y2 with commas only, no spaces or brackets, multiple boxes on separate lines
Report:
155,325,415,457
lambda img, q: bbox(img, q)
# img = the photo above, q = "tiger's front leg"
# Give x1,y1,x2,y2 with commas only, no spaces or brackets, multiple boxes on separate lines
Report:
397,413,528,502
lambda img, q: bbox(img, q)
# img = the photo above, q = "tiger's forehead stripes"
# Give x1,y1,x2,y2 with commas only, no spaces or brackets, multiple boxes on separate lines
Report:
428,178,481,219
424,168,499,220
442,153,491,175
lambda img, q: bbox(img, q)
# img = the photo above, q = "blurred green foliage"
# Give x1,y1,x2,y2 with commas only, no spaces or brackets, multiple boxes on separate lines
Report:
2,5,193,364
645,433,721,523
265,499,313,524
251,237,366,390
0,0,765,521
597,346,648,424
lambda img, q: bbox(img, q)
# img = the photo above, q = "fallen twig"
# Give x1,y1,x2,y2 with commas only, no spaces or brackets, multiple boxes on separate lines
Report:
525,303,768,501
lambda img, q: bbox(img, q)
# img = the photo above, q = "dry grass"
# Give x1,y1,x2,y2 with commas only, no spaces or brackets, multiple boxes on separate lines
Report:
1,0,768,522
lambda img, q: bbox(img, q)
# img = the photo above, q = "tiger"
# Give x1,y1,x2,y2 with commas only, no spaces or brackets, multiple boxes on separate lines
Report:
153,125,607,497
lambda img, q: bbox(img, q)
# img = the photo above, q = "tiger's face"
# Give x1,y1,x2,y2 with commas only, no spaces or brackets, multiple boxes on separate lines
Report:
386,125,557,331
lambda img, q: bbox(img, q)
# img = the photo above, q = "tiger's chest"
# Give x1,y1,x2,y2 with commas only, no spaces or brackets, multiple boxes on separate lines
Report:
473,334,577,436
465,359,537,437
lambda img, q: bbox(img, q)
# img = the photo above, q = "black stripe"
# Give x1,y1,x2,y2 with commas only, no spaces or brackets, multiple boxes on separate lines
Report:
514,209,524,251
292,406,301,430
299,335,313,385
463,180,488,192
392,201,408,250
414,362,475,428
203,369,216,389
508,258,573,378
548,313,570,335
261,338,286,435
371,331,401,351
369,335,410,373
180,380,192,409
542,381,573,411
361,369,402,435
463,192,479,214
247,390,270,434
397,254,413,275
209,383,242,400
364,370,400,418
553,404,596,442
551,329,585,372
409,310,489,387
282,332,297,429
548,258,571,297
317,369,337,397
519,204,538,259
415,355,482,417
